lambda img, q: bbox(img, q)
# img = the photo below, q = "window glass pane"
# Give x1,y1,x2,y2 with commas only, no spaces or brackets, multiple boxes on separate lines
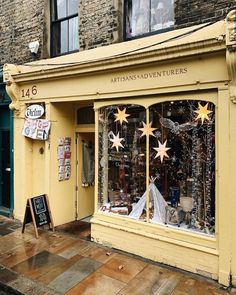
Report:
68,0,78,16
151,0,174,31
125,0,174,38
149,100,215,235
56,0,67,19
69,16,79,51
60,20,68,53
51,22,61,56
98,105,147,220
125,0,132,38
131,0,150,37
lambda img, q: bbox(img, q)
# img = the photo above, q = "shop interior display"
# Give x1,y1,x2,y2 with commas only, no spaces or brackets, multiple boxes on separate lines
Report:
98,100,215,235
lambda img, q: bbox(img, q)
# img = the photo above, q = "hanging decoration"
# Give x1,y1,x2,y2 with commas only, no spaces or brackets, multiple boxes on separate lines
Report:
159,117,196,134
153,140,171,162
109,132,124,152
178,106,185,114
114,108,130,125
194,102,212,124
138,121,157,137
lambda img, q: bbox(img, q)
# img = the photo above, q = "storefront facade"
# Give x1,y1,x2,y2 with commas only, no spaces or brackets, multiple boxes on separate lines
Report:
3,15,236,286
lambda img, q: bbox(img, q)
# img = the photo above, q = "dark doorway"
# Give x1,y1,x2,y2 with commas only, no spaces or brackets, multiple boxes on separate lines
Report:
0,130,11,209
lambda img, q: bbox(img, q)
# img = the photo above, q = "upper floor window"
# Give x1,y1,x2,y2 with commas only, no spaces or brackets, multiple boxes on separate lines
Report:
51,0,79,56
125,0,174,39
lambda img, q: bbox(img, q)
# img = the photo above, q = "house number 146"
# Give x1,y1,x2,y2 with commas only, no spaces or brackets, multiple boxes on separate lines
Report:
22,85,38,98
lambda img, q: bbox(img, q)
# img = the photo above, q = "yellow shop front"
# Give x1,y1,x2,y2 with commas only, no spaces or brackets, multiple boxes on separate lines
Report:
4,15,236,286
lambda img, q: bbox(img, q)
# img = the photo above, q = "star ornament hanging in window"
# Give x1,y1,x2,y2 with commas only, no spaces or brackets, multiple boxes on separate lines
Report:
114,108,130,125
110,132,124,152
138,121,157,137
194,102,213,124
153,140,171,163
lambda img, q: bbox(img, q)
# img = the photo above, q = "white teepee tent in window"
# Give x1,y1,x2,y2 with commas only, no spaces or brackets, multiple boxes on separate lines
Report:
129,182,167,223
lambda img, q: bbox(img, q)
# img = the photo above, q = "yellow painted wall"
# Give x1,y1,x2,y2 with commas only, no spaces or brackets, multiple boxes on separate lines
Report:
230,99,236,286
13,107,36,220
47,102,76,226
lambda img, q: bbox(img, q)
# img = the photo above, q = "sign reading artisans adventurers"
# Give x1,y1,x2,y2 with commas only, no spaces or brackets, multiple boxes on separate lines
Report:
22,194,54,238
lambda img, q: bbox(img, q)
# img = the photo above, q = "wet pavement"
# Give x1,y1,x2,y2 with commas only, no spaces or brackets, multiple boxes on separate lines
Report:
0,215,235,295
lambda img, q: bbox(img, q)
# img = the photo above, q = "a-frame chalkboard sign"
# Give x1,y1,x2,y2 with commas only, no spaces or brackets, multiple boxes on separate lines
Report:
22,194,54,238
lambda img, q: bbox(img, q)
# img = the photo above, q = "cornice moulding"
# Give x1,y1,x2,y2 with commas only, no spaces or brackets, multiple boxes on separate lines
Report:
11,38,226,83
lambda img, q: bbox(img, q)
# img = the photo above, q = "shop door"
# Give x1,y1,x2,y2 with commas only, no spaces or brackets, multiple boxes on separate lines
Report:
76,132,95,220
0,130,11,208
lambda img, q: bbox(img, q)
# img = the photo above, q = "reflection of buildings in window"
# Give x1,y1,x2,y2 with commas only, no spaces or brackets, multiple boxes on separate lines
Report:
125,0,174,38
131,0,150,36
151,0,174,31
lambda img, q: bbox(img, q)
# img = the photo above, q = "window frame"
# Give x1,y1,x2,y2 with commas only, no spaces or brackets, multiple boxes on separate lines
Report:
123,0,174,41
96,98,216,236
50,0,79,57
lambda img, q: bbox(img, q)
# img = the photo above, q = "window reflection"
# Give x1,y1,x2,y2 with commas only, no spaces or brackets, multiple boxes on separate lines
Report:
97,101,215,236
98,105,146,217
125,0,174,38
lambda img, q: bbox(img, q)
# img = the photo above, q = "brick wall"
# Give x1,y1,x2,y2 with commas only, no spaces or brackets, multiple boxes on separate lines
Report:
175,0,236,28
1,0,236,65
79,0,122,50
0,0,49,67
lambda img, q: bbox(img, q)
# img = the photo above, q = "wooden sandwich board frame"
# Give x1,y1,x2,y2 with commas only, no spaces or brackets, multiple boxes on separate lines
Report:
22,194,54,238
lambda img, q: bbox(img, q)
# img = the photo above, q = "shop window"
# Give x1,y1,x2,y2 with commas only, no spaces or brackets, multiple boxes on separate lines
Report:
149,101,215,235
51,0,79,57
125,0,174,39
98,100,215,236
98,105,146,216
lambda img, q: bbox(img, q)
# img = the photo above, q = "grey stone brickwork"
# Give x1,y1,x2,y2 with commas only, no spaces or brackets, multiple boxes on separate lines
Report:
175,0,236,28
0,0,49,67
79,0,122,50
1,0,236,65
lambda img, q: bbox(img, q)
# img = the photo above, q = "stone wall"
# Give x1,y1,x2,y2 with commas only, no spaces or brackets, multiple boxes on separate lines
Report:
175,0,236,28
1,0,236,65
0,0,49,67
79,0,122,50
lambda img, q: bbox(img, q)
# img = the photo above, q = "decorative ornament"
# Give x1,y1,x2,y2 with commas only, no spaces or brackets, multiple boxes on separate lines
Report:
138,121,157,137
178,106,185,114
160,117,197,134
98,113,104,123
153,140,171,163
154,130,161,138
114,108,130,125
194,102,212,124
109,132,124,152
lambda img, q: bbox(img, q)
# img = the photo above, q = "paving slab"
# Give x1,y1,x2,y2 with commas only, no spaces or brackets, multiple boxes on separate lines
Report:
48,257,102,294
0,216,235,295
66,271,127,295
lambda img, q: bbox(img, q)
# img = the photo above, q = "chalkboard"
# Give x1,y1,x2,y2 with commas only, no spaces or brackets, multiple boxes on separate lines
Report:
22,194,54,238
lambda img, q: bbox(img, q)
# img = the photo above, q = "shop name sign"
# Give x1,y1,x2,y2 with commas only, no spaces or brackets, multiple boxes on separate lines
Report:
25,104,44,119
111,67,188,83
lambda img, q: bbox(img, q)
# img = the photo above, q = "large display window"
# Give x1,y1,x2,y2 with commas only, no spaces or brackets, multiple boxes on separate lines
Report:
98,100,215,236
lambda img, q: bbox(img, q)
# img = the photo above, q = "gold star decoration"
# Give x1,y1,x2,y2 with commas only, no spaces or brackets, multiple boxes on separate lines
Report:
153,140,171,163
138,122,157,137
114,108,130,125
110,132,124,152
194,102,213,124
